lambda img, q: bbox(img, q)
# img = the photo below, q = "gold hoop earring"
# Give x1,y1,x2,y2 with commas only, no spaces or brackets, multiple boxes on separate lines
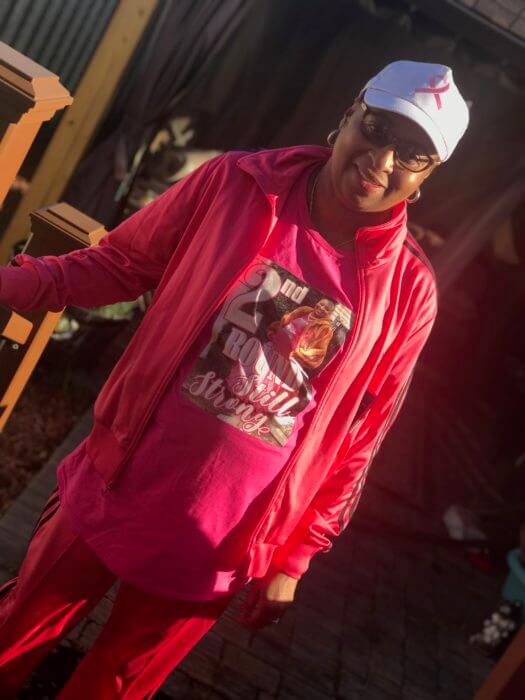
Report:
407,188,421,204
327,129,339,147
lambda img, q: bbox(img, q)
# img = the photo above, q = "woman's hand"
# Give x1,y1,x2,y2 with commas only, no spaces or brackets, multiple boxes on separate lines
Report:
239,565,299,629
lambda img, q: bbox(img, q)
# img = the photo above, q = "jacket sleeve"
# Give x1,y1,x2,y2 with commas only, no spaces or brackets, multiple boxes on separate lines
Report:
270,312,436,580
0,155,225,314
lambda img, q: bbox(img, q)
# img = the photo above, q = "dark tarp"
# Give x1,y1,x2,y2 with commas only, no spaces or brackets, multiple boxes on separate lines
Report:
62,0,255,228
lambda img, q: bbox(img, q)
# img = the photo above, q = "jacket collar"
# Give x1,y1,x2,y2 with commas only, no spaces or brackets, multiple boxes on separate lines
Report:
237,145,408,268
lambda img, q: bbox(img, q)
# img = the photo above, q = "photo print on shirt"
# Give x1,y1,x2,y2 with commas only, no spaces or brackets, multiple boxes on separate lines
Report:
182,256,355,446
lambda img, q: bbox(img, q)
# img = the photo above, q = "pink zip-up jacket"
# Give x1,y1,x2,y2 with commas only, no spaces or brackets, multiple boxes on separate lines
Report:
0,146,437,580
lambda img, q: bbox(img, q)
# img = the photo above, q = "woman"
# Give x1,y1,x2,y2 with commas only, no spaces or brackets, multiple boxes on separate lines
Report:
0,60,468,698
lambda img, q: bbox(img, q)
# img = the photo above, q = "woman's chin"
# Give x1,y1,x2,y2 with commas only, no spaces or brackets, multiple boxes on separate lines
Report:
340,166,391,212
341,188,384,213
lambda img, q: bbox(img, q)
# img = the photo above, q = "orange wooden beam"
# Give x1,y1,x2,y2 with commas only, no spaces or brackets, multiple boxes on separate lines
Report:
0,42,72,212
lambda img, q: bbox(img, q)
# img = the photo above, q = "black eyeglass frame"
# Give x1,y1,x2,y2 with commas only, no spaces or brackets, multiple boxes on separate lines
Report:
357,102,441,173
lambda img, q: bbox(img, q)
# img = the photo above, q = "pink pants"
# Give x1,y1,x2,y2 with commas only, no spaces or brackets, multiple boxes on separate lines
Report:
0,487,235,699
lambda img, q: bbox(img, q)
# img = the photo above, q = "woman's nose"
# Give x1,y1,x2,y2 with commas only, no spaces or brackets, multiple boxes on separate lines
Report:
370,144,395,173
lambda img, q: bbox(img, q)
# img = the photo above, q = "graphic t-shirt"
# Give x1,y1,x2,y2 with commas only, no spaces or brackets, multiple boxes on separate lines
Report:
179,253,354,449
58,165,358,600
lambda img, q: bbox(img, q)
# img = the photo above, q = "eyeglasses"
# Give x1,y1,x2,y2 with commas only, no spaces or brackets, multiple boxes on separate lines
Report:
359,105,439,173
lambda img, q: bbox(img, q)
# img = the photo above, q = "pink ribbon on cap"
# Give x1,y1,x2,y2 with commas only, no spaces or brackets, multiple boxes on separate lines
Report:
415,75,450,110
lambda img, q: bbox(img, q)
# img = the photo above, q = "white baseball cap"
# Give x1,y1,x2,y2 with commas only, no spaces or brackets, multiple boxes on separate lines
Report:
360,60,469,161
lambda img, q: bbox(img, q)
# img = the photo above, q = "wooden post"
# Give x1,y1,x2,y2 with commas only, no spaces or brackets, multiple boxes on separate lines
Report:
0,42,72,212
0,203,106,432
0,0,160,265
474,627,525,699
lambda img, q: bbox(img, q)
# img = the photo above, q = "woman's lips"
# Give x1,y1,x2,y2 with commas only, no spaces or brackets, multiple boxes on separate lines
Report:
354,165,385,193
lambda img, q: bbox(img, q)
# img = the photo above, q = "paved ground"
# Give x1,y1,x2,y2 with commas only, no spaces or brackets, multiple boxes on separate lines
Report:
0,369,501,699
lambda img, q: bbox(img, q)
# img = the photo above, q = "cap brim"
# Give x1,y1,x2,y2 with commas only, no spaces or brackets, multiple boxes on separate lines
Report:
363,88,447,160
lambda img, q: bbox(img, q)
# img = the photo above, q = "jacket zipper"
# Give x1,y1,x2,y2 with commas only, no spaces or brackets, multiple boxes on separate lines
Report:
105,199,280,490
247,244,367,548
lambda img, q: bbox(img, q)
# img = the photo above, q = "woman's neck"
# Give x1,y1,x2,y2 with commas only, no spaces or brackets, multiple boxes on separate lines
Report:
308,164,391,248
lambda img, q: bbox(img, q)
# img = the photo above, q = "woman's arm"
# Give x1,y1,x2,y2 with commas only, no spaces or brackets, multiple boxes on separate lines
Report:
0,155,225,314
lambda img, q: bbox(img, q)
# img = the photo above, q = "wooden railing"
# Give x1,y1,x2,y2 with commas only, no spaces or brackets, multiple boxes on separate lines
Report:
0,42,106,431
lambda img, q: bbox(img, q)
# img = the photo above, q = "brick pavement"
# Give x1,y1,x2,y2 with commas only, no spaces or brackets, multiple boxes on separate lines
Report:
0,383,502,699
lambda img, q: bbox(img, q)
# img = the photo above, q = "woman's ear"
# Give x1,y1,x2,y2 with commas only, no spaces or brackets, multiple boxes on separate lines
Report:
341,97,361,123
339,99,362,129
421,161,441,182
338,107,352,130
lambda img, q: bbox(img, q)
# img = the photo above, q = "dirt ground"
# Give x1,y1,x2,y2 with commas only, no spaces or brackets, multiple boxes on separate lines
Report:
0,355,97,516
0,310,142,518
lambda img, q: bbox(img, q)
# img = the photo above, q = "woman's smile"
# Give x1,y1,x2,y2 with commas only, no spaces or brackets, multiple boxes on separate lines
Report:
354,164,387,194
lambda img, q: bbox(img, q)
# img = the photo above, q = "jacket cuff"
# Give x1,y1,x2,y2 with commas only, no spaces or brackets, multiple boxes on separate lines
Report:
270,539,328,579
0,256,38,311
